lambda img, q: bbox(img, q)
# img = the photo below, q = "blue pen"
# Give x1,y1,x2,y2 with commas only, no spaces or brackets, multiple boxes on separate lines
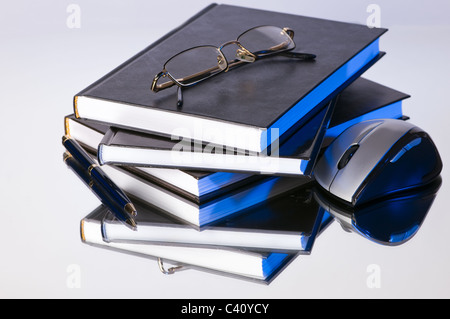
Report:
62,136,137,230
62,135,137,214
63,151,137,231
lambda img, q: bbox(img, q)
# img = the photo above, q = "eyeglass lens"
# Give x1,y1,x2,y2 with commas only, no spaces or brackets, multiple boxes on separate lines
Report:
237,26,295,56
164,46,227,86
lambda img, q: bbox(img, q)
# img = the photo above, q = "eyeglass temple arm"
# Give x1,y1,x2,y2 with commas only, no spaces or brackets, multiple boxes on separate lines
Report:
280,51,316,60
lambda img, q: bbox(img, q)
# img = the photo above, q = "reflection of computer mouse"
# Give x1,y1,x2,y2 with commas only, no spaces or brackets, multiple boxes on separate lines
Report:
313,176,441,246
314,119,443,206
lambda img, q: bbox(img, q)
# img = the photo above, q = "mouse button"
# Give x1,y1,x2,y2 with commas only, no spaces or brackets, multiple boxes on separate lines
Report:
356,121,384,142
345,120,384,144
390,148,407,163
359,119,413,145
404,137,422,151
390,138,422,163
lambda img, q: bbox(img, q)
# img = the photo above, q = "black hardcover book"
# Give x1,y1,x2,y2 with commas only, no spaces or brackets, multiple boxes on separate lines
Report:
323,77,410,145
65,78,409,203
65,114,258,202
74,3,387,153
96,97,336,176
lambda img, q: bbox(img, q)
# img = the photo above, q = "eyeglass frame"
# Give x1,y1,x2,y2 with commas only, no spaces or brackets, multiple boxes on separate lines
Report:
151,26,316,106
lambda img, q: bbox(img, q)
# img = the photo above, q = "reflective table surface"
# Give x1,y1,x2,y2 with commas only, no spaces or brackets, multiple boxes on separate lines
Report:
1,0,449,298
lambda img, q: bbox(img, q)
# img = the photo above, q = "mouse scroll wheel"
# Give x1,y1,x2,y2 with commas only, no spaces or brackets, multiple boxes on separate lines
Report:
338,144,360,170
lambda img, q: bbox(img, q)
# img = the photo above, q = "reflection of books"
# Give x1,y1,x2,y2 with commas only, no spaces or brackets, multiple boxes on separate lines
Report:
65,77,409,203
73,4,387,153
81,204,335,283
98,164,311,228
102,185,325,252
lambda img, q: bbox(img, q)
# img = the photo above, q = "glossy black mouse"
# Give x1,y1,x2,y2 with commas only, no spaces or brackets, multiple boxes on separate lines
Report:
313,119,442,206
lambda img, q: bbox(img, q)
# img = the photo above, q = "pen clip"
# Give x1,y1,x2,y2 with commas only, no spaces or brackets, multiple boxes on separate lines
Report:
157,258,186,275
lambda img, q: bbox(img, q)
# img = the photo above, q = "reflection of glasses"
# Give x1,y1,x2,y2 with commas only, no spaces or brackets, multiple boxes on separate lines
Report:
151,25,316,107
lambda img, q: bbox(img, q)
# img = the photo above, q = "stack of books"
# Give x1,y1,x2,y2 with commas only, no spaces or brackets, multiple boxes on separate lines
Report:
62,4,411,283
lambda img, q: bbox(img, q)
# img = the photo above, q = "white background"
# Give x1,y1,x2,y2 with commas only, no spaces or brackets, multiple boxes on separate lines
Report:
1,0,449,298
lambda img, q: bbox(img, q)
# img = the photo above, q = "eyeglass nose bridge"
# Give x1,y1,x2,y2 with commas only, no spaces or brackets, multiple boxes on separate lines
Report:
218,40,256,71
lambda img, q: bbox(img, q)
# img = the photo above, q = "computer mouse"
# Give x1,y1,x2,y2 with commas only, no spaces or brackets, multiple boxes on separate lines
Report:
313,119,443,206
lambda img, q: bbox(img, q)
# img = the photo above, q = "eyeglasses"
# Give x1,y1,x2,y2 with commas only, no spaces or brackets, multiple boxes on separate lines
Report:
151,25,316,107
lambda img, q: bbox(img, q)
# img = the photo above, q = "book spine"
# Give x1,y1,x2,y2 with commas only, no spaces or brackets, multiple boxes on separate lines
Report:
303,95,339,176
97,127,117,165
